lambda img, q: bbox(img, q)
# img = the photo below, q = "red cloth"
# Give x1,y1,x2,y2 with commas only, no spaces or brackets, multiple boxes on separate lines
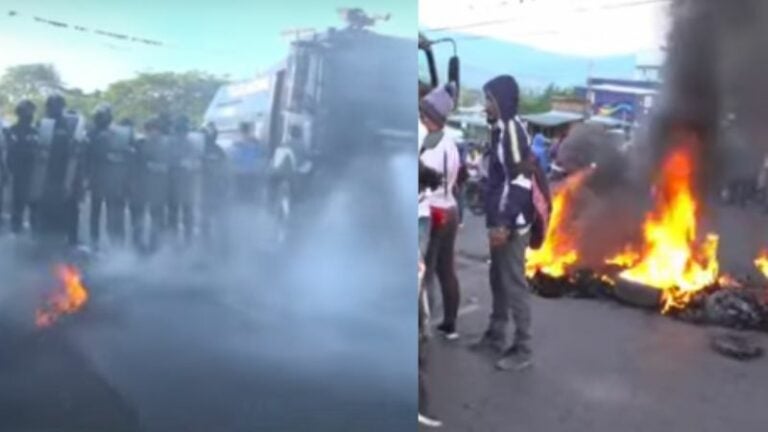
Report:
430,206,448,230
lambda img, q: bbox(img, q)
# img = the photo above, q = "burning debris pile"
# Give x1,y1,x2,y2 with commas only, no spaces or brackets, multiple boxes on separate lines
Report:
35,264,89,328
526,0,768,335
527,130,768,332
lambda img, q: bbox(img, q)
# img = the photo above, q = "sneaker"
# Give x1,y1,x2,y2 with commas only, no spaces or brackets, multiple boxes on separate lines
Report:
495,346,533,371
418,413,443,428
437,323,459,340
469,333,506,354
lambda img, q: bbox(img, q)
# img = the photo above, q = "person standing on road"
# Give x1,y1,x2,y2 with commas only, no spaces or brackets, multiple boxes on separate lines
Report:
167,115,201,244
418,116,445,429
0,114,7,231
4,100,40,234
531,132,551,174
130,117,171,253
85,104,133,249
200,122,230,254
37,94,84,247
420,84,462,340
472,74,537,371
231,122,268,205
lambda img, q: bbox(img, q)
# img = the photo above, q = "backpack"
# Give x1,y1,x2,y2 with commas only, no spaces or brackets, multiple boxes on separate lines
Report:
528,158,551,250
508,120,551,249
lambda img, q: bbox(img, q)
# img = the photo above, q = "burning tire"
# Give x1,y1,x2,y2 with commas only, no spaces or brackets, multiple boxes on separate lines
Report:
614,277,662,309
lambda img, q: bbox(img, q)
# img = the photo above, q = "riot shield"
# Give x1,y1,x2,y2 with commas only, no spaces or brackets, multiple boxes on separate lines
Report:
30,118,55,201
63,115,84,197
184,132,205,171
108,125,133,162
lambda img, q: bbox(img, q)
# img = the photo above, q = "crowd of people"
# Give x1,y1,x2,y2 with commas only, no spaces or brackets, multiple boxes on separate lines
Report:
0,94,271,254
418,75,553,428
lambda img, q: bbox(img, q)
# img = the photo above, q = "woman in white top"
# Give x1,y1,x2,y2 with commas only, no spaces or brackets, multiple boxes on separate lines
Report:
419,85,462,340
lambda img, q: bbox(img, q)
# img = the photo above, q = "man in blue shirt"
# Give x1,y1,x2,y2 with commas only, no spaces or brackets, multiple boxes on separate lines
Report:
231,121,268,204
531,132,551,174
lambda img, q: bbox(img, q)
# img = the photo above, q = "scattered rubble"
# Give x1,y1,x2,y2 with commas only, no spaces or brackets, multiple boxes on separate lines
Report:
710,333,764,360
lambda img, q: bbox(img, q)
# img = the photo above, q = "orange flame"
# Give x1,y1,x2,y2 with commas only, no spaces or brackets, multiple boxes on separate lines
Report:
605,246,641,268
617,132,719,313
755,250,768,279
36,265,89,328
525,168,593,278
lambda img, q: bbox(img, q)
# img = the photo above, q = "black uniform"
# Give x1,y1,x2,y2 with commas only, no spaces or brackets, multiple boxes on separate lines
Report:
38,115,83,244
85,107,134,247
130,132,171,252
5,122,40,233
0,122,7,228
200,128,229,249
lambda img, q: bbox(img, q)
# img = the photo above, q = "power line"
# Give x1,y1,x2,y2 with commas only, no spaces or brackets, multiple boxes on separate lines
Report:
4,9,242,57
424,0,670,33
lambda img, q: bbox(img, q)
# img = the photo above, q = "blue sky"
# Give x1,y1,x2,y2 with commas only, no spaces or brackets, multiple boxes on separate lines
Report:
0,0,416,90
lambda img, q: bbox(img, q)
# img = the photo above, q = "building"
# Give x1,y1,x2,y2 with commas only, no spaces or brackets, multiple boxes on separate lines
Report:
576,78,660,127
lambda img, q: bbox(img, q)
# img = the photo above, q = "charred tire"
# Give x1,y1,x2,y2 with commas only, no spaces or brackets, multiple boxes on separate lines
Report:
614,277,662,309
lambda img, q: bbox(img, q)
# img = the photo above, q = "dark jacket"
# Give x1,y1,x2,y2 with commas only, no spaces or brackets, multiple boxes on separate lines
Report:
483,75,535,230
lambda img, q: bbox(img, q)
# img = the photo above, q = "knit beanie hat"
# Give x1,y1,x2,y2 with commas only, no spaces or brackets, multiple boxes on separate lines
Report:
420,84,455,128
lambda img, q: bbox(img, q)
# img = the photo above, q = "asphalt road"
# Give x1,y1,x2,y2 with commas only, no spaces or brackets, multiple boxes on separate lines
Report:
0,152,417,432
421,211,768,432
0,262,414,432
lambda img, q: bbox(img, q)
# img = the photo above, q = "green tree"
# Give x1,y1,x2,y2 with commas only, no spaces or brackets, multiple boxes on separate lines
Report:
458,86,483,108
518,84,577,114
102,71,226,126
0,64,63,107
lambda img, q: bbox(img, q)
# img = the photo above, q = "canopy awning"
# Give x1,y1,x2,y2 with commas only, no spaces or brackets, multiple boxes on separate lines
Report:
521,110,585,128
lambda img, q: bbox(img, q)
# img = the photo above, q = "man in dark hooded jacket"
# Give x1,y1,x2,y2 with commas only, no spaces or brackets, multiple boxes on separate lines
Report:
471,75,537,371
4,100,40,234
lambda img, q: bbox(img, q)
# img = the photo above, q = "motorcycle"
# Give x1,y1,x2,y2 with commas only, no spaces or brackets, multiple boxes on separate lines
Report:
464,166,486,216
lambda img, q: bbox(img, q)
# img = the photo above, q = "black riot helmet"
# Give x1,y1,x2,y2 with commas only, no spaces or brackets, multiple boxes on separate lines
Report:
173,115,190,135
15,99,36,124
45,93,67,119
157,112,172,135
92,103,113,129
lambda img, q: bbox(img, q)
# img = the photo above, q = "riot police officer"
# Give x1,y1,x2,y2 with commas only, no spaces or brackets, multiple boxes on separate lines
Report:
37,94,84,246
0,114,7,229
167,115,202,244
130,116,171,252
4,99,40,234
200,122,229,251
85,104,134,249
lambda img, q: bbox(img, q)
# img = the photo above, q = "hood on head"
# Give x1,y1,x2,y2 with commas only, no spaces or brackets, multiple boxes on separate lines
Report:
483,75,520,122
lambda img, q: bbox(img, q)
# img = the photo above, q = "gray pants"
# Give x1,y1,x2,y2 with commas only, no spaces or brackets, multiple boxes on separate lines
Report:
488,230,532,351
